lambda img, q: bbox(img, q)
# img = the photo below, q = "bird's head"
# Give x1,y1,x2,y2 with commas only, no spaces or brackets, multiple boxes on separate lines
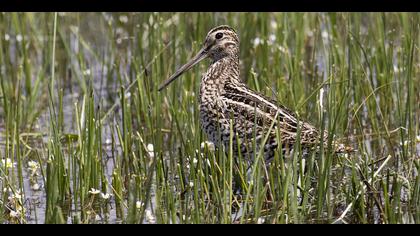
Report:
158,25,239,91
203,25,239,61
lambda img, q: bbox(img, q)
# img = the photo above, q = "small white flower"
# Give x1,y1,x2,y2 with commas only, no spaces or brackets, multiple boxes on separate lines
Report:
270,21,278,29
277,45,288,54
88,188,100,195
253,37,262,48
83,69,91,76
95,214,101,221
16,34,23,42
321,31,329,40
105,138,112,145
147,143,154,152
268,34,276,45
189,182,194,187
257,217,265,224
136,200,144,209
31,183,40,191
28,160,39,169
4,34,10,41
147,144,154,158
27,161,40,175
1,158,15,168
200,141,215,152
100,193,111,199
119,15,128,23
192,158,198,164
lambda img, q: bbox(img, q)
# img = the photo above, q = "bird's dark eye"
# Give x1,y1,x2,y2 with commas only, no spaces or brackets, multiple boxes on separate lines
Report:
215,32,223,39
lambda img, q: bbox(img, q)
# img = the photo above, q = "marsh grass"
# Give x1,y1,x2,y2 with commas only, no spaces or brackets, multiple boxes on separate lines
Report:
0,12,419,224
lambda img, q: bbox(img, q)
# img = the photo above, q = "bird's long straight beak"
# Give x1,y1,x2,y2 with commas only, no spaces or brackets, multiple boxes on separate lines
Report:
158,47,208,91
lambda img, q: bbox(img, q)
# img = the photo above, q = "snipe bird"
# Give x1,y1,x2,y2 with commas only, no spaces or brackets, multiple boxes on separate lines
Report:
159,25,349,162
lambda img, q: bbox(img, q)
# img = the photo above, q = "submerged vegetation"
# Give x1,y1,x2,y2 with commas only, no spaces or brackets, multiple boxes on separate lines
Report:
0,12,419,224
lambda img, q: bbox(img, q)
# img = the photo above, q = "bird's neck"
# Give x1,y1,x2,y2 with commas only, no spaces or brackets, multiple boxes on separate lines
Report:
204,55,240,84
199,55,240,101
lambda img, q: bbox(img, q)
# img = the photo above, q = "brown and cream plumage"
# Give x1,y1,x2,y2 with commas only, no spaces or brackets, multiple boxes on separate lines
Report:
159,25,348,162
